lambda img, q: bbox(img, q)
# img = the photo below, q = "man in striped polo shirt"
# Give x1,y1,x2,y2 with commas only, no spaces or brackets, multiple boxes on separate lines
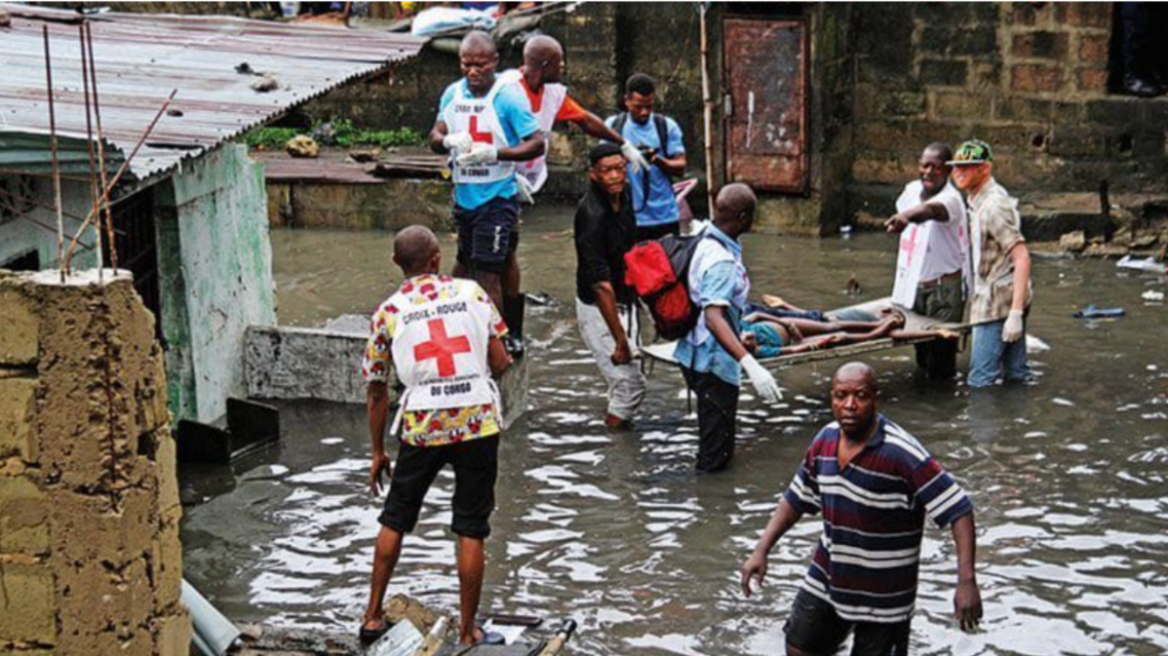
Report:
741,362,982,655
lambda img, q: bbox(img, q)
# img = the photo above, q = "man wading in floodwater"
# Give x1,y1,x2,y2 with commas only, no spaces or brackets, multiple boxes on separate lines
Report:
359,226,512,646
431,31,544,355
741,362,982,655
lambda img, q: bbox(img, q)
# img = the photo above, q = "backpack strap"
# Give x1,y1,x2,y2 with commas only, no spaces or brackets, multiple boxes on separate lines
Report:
614,112,628,137
653,114,670,159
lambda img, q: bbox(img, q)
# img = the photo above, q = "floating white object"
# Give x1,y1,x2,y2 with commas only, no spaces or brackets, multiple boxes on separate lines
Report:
1025,334,1051,353
1142,290,1165,301
183,580,241,656
1117,255,1167,275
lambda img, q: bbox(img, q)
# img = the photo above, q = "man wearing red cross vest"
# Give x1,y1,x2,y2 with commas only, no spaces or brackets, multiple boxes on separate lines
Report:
431,31,544,356
359,226,512,646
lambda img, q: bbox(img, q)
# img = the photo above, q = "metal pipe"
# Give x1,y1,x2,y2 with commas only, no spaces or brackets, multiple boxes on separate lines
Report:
86,21,117,272
79,21,104,277
42,25,65,280
63,89,176,268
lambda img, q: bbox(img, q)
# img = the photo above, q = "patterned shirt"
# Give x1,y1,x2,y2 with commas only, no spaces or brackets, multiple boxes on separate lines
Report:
969,179,1031,323
362,274,508,447
784,415,974,623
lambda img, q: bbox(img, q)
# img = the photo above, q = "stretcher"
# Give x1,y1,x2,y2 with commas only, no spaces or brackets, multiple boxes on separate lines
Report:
638,297,971,373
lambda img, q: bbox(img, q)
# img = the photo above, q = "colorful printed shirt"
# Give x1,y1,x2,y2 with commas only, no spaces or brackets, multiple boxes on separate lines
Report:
362,274,508,447
969,179,1031,324
784,415,974,623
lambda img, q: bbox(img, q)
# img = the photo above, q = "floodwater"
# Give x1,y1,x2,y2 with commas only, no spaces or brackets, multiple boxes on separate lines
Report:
181,206,1168,655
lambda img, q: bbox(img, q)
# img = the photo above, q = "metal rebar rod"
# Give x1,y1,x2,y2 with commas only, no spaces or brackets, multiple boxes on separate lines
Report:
86,21,117,272
63,89,177,268
43,25,66,280
79,21,104,278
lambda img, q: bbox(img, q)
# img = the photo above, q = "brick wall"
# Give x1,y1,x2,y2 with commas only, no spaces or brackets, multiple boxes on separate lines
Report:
0,270,189,655
850,2,1168,220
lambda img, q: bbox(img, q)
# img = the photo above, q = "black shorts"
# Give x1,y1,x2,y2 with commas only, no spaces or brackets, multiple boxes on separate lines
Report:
379,435,499,539
454,197,520,273
784,588,910,656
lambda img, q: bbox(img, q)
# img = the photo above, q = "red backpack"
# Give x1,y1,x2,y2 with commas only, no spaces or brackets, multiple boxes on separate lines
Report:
624,234,704,341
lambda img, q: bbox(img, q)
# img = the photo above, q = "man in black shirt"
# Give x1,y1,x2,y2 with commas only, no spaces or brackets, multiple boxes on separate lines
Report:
574,143,646,429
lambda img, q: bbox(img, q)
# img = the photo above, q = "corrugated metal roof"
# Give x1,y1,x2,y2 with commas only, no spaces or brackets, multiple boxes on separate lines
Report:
0,3,427,184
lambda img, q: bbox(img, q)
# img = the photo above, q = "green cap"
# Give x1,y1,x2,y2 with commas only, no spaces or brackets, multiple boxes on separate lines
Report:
948,140,993,165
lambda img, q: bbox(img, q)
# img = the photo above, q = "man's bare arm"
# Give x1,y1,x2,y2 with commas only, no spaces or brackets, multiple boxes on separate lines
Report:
497,133,545,162
741,498,804,597
950,513,983,632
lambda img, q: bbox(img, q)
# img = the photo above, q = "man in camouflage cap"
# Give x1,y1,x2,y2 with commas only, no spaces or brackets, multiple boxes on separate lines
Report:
948,140,1033,388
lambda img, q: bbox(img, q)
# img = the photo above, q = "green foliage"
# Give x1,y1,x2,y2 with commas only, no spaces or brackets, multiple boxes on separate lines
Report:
241,118,424,152
243,127,300,151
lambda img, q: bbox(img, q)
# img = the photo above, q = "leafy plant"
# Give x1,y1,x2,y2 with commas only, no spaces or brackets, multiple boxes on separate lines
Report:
241,119,424,151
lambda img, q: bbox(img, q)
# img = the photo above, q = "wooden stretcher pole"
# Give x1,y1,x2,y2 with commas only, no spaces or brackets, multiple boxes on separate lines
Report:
700,3,716,219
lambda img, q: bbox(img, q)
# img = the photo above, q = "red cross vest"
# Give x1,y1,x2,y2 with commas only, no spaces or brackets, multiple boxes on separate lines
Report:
388,279,499,432
499,69,567,193
442,76,515,185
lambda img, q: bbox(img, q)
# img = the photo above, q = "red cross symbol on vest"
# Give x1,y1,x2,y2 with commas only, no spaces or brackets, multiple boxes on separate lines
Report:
468,115,494,145
901,225,920,266
414,318,472,378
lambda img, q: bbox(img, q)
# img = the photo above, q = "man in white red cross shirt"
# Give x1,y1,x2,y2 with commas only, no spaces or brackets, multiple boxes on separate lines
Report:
359,226,512,647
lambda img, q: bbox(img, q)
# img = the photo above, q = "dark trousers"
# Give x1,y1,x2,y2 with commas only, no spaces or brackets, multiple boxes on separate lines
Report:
682,368,739,472
912,274,964,379
1120,3,1168,81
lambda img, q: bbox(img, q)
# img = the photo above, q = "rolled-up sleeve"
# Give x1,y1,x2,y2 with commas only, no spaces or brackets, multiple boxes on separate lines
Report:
985,198,1024,254
697,261,736,309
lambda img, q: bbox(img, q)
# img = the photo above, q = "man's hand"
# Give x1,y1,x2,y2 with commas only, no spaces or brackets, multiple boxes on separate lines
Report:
885,214,910,233
368,452,392,496
620,142,649,174
741,353,783,403
740,551,768,597
515,173,536,205
953,579,983,632
1002,309,1024,343
442,132,474,154
611,339,633,365
456,143,499,166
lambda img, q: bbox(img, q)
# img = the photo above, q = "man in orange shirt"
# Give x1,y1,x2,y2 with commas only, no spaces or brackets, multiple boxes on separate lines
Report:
491,35,648,355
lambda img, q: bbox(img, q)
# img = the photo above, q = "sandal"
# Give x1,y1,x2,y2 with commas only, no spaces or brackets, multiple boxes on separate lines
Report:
358,619,394,645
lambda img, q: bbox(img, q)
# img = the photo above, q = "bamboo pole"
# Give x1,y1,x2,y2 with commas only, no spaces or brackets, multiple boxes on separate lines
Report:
699,3,715,220
43,26,66,280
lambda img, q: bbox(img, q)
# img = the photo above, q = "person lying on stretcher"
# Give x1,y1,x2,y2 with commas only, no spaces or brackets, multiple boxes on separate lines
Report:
741,306,959,358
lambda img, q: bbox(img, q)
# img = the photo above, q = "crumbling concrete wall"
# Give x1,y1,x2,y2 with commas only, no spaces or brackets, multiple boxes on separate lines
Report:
155,145,276,424
0,269,189,656
849,2,1168,219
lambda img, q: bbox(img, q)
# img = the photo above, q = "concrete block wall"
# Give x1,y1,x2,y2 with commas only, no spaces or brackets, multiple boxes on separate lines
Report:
849,1,1168,219
0,269,189,655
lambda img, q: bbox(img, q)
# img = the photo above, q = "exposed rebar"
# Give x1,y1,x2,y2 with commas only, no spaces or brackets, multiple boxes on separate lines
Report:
43,25,66,280
86,21,117,272
79,21,104,279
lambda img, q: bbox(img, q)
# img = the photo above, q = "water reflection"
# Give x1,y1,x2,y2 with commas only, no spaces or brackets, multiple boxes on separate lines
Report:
182,211,1167,655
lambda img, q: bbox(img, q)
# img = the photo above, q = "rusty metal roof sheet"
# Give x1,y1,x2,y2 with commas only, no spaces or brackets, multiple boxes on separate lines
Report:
0,3,427,184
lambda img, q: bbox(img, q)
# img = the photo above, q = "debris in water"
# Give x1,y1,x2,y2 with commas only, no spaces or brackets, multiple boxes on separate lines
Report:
1142,290,1164,301
1117,255,1167,275
1072,304,1124,318
846,273,862,297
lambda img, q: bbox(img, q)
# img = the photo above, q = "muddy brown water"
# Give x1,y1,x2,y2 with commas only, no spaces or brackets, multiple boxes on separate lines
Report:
181,206,1168,655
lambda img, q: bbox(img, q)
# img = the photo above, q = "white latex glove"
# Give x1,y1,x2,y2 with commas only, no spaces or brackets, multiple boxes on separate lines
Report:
515,173,536,205
741,354,783,403
620,141,649,174
1002,309,1024,344
456,143,499,166
442,132,474,153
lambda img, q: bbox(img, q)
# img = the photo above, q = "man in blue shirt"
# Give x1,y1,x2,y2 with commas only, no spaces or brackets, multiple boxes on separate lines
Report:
605,73,688,241
430,31,544,352
675,183,781,472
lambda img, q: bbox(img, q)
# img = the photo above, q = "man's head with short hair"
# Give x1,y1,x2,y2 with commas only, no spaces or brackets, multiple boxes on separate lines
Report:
523,35,564,85
831,362,880,442
713,183,757,238
624,73,657,125
918,142,954,197
588,143,627,199
392,225,441,277
949,139,994,195
459,31,499,94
